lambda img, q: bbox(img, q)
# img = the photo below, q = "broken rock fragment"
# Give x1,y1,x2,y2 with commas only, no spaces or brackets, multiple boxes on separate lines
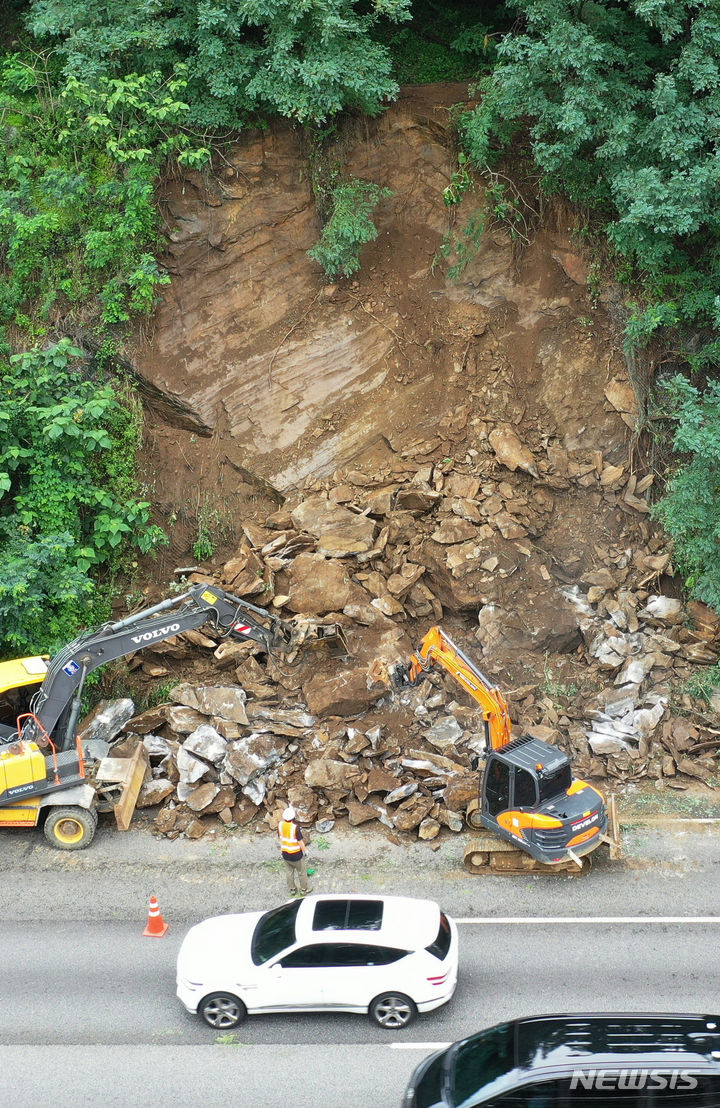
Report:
304,758,363,789
393,796,434,831
186,782,220,812
172,683,249,725
287,552,364,613
79,698,135,745
291,496,377,557
488,427,538,477
135,778,175,808
183,724,228,764
347,800,380,826
224,733,289,786
385,782,418,805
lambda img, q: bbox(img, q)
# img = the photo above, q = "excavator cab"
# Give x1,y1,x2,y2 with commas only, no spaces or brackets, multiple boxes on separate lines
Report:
481,736,608,865
0,657,47,742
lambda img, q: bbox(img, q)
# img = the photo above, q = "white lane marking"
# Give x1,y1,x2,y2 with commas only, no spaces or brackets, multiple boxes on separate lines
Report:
390,1043,451,1050
456,916,720,925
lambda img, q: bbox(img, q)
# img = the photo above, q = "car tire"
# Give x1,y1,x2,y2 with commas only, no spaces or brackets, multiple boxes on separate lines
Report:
369,992,417,1030
198,992,247,1030
43,806,97,850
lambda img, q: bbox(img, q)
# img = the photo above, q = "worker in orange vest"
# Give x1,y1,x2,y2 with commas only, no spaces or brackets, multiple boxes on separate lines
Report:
278,806,312,897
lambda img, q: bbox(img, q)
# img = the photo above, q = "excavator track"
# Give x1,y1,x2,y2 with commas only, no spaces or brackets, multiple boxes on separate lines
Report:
463,833,593,876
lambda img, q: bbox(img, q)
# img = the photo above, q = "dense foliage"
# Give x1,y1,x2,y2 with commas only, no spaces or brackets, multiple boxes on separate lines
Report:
28,0,412,128
0,340,167,654
458,0,720,350
308,179,392,279
373,0,500,84
0,53,207,333
456,0,720,606
653,376,720,611
1,0,719,647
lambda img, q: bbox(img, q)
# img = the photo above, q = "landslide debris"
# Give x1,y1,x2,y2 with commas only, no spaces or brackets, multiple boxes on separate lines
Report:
81,441,720,842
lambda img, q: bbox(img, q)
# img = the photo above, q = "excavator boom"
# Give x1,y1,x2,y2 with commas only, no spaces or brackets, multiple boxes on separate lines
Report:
391,626,513,751
0,583,349,846
17,583,347,753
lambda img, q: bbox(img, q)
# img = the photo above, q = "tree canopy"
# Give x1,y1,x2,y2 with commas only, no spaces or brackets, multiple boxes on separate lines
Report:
460,0,720,343
28,0,412,128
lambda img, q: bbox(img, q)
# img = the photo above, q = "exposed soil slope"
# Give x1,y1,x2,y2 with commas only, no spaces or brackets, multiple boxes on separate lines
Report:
134,84,627,551
108,84,720,835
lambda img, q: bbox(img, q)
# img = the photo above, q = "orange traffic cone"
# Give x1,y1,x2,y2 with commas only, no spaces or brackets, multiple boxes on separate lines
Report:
143,895,169,937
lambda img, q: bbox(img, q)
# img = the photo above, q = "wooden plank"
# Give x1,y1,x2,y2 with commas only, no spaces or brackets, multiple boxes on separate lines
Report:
607,793,622,860
113,744,149,832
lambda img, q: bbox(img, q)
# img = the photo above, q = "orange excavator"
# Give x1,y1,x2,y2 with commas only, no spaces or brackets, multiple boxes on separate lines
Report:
391,627,618,874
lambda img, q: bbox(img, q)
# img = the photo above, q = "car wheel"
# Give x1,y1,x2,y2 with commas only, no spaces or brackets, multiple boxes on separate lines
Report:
198,992,247,1030
369,992,417,1029
43,806,97,850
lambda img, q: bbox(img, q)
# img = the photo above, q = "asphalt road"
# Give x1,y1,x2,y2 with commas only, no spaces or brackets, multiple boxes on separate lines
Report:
2,820,719,1107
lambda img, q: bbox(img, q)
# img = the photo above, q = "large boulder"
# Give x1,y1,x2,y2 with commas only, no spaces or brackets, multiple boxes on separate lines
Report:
291,497,377,557
304,759,363,789
171,683,249,725
223,733,290,786
302,663,385,717
287,552,367,614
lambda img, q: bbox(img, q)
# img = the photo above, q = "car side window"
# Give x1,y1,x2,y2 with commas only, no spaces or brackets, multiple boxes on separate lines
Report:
480,1075,716,1106
278,943,408,969
278,945,333,968
323,943,408,967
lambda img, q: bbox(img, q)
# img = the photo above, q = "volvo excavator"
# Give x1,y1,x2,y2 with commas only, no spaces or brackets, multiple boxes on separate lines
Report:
390,626,619,875
0,584,347,850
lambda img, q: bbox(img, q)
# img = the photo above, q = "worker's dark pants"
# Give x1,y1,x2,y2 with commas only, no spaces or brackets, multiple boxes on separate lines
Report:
283,853,308,893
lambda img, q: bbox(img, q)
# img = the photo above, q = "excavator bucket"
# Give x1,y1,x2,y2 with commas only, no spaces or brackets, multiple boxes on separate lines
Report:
288,620,350,658
388,662,411,688
311,623,350,658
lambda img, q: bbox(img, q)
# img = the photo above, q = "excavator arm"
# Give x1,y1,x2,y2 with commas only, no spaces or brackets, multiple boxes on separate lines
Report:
391,626,513,752
22,583,347,753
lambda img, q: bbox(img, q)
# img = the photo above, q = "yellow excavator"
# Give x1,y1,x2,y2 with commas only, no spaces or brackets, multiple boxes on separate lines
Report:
0,584,346,849
390,626,619,874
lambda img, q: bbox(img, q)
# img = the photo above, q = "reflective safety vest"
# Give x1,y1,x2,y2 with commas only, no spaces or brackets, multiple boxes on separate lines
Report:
278,820,302,855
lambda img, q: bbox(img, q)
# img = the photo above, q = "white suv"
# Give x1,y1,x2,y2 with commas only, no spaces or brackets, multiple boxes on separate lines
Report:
177,893,459,1030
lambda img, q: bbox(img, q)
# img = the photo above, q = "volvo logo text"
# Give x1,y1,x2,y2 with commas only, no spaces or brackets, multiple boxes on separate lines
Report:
130,623,180,644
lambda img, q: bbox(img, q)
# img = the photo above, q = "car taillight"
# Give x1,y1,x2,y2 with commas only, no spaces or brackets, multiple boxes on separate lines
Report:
427,971,449,986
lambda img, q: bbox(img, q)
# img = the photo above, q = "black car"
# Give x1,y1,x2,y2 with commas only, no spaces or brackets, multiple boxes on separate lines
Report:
403,1013,720,1107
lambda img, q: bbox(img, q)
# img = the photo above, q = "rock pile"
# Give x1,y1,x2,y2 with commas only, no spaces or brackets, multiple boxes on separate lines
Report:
81,680,480,841
81,415,720,838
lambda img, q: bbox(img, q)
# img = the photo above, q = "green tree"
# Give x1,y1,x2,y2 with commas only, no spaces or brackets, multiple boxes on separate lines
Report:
458,0,720,346
653,376,720,610
0,53,206,328
28,0,411,129
308,178,391,278
0,339,167,654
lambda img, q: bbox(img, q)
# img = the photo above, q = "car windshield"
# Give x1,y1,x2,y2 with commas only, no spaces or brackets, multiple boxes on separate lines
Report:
452,1024,514,1107
537,763,572,803
251,900,301,965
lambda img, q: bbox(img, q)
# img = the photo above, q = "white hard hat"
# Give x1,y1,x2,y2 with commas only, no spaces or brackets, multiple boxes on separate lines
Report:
283,806,296,821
